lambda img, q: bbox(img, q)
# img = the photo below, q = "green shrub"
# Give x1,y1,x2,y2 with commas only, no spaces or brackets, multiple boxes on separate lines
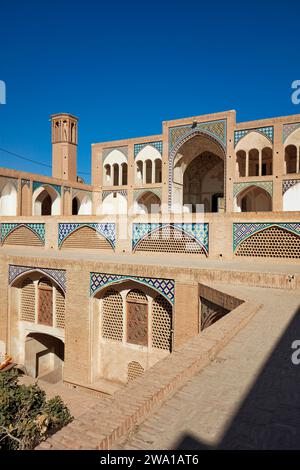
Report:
0,369,73,450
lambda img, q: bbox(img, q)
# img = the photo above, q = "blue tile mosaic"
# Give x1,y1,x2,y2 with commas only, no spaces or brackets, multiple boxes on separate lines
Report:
234,126,273,147
132,223,209,253
1,223,45,243
9,265,66,293
32,181,61,195
90,272,175,304
168,119,226,207
58,223,116,248
233,223,300,251
134,141,163,158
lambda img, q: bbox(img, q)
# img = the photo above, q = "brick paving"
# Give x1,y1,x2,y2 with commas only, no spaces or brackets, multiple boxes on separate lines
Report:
35,283,300,450
37,287,258,450
116,285,300,450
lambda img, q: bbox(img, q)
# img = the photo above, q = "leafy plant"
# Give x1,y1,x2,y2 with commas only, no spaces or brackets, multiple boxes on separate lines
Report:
0,369,73,450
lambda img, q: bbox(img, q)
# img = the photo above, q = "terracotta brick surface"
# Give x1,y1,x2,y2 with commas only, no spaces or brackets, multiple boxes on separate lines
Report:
35,291,259,450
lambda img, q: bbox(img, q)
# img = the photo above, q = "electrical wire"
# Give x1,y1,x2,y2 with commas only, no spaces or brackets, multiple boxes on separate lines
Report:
0,146,90,175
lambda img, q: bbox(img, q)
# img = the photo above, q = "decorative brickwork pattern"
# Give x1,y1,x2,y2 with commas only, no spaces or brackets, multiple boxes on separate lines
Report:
1,224,45,246
233,181,273,198
126,290,148,346
55,287,65,329
101,289,123,342
91,272,175,304
38,278,53,326
1,223,45,244
127,361,144,382
134,141,162,158
60,225,112,250
152,295,172,351
133,223,208,254
234,126,274,146
235,225,300,258
58,223,115,248
283,122,300,142
20,278,35,322
233,222,300,251
135,225,206,255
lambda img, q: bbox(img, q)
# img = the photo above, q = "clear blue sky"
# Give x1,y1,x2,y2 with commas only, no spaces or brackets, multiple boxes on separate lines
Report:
0,0,299,183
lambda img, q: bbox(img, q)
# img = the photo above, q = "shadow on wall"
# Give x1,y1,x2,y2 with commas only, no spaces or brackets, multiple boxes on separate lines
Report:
175,305,300,450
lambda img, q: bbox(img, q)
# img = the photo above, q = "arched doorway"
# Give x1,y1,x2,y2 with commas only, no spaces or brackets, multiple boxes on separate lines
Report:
172,134,225,212
135,191,161,214
236,186,272,212
33,185,61,216
41,193,52,215
72,197,79,215
24,333,64,383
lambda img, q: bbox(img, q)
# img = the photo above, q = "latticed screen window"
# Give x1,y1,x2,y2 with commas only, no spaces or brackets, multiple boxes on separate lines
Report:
20,278,35,322
152,295,172,351
135,225,205,255
127,361,144,382
102,289,123,341
55,286,65,329
235,226,300,258
126,289,148,346
38,278,53,326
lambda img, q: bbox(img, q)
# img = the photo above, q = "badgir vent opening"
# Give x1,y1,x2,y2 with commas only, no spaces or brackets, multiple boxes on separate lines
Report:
1,109,300,450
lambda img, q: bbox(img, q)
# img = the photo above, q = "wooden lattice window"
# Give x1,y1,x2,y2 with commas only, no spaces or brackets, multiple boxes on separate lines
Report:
152,295,172,351
38,277,53,326
20,278,35,322
126,289,148,346
101,289,123,341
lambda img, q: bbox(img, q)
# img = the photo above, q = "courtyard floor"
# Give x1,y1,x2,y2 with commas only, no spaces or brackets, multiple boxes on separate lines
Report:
114,285,300,450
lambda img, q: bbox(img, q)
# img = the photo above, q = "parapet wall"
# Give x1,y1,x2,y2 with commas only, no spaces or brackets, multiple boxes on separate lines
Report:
1,211,300,263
